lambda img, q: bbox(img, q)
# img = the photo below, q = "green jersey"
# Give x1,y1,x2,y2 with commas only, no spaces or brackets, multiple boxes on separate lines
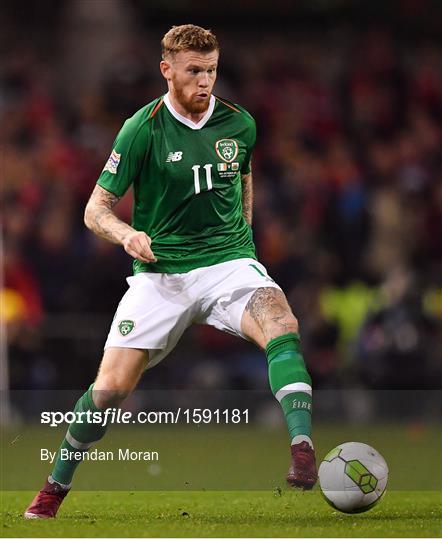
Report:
97,93,257,274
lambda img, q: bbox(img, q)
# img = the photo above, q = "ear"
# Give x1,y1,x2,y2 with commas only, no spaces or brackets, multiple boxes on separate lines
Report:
160,60,171,81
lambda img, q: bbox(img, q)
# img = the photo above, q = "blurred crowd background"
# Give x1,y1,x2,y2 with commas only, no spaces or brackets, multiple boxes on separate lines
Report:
2,0,441,402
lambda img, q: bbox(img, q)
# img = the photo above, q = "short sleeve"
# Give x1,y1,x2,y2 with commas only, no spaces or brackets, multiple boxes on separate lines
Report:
97,116,149,197
241,116,257,175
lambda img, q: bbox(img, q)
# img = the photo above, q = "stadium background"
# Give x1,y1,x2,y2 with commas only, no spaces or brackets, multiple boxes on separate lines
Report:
1,0,441,496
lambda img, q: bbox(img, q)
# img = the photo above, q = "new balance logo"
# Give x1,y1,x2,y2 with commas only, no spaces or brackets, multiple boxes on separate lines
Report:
166,151,183,162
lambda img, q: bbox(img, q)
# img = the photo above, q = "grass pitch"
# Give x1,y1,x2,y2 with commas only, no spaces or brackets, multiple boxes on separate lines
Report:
1,424,441,536
2,489,441,537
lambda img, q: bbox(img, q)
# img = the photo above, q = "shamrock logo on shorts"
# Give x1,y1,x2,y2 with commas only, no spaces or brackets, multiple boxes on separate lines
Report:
118,320,135,336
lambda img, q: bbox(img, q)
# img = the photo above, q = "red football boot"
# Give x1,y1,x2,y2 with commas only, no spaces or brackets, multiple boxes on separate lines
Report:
286,441,318,490
24,477,70,519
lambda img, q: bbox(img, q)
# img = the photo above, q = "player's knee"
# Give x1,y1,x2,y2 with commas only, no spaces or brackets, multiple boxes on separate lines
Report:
92,378,134,409
289,314,299,332
264,314,299,342
93,388,130,409
280,313,299,334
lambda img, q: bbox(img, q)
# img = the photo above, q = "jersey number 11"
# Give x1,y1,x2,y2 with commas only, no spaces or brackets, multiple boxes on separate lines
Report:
192,164,213,195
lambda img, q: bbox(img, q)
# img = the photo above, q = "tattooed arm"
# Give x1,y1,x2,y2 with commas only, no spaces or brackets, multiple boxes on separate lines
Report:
84,184,156,263
241,171,253,226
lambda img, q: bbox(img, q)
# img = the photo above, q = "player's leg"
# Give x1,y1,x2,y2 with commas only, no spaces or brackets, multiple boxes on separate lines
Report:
24,347,148,519
198,259,317,489
51,347,149,486
241,287,317,489
25,271,197,518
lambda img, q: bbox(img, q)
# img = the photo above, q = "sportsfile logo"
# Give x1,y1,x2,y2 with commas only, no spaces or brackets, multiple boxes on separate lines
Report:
40,408,249,427
166,151,183,162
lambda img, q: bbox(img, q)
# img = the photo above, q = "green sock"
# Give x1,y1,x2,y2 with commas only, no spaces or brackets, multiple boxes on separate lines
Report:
266,332,313,445
51,384,108,486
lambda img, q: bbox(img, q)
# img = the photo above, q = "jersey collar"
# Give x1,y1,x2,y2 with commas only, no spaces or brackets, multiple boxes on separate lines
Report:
163,92,215,130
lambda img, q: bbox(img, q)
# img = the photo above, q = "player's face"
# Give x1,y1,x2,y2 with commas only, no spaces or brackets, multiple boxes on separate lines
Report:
161,49,219,114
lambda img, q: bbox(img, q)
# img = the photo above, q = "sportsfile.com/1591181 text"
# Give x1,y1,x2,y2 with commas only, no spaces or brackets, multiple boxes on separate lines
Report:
40,408,250,427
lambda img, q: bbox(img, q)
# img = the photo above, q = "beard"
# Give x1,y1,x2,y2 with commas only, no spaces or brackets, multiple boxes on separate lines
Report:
172,79,211,114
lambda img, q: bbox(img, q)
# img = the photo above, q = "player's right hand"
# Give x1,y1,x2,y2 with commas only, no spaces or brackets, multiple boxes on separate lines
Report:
123,231,157,263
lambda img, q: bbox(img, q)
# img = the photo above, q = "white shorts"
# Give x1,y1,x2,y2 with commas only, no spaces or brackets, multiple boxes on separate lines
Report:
104,258,281,367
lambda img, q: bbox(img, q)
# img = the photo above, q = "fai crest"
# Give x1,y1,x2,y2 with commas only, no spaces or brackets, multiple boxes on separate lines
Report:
215,139,238,163
118,320,135,336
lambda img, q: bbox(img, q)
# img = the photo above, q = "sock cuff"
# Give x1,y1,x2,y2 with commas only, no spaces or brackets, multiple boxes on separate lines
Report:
265,332,300,362
48,475,71,490
291,435,314,448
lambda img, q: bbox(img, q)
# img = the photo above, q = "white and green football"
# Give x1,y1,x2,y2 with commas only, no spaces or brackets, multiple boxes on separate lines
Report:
318,442,389,513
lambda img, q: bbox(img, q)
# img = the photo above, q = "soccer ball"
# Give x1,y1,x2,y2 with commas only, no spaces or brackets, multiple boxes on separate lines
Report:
318,442,389,513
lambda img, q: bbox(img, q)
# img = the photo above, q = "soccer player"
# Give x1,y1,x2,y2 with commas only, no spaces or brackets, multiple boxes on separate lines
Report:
24,24,317,519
